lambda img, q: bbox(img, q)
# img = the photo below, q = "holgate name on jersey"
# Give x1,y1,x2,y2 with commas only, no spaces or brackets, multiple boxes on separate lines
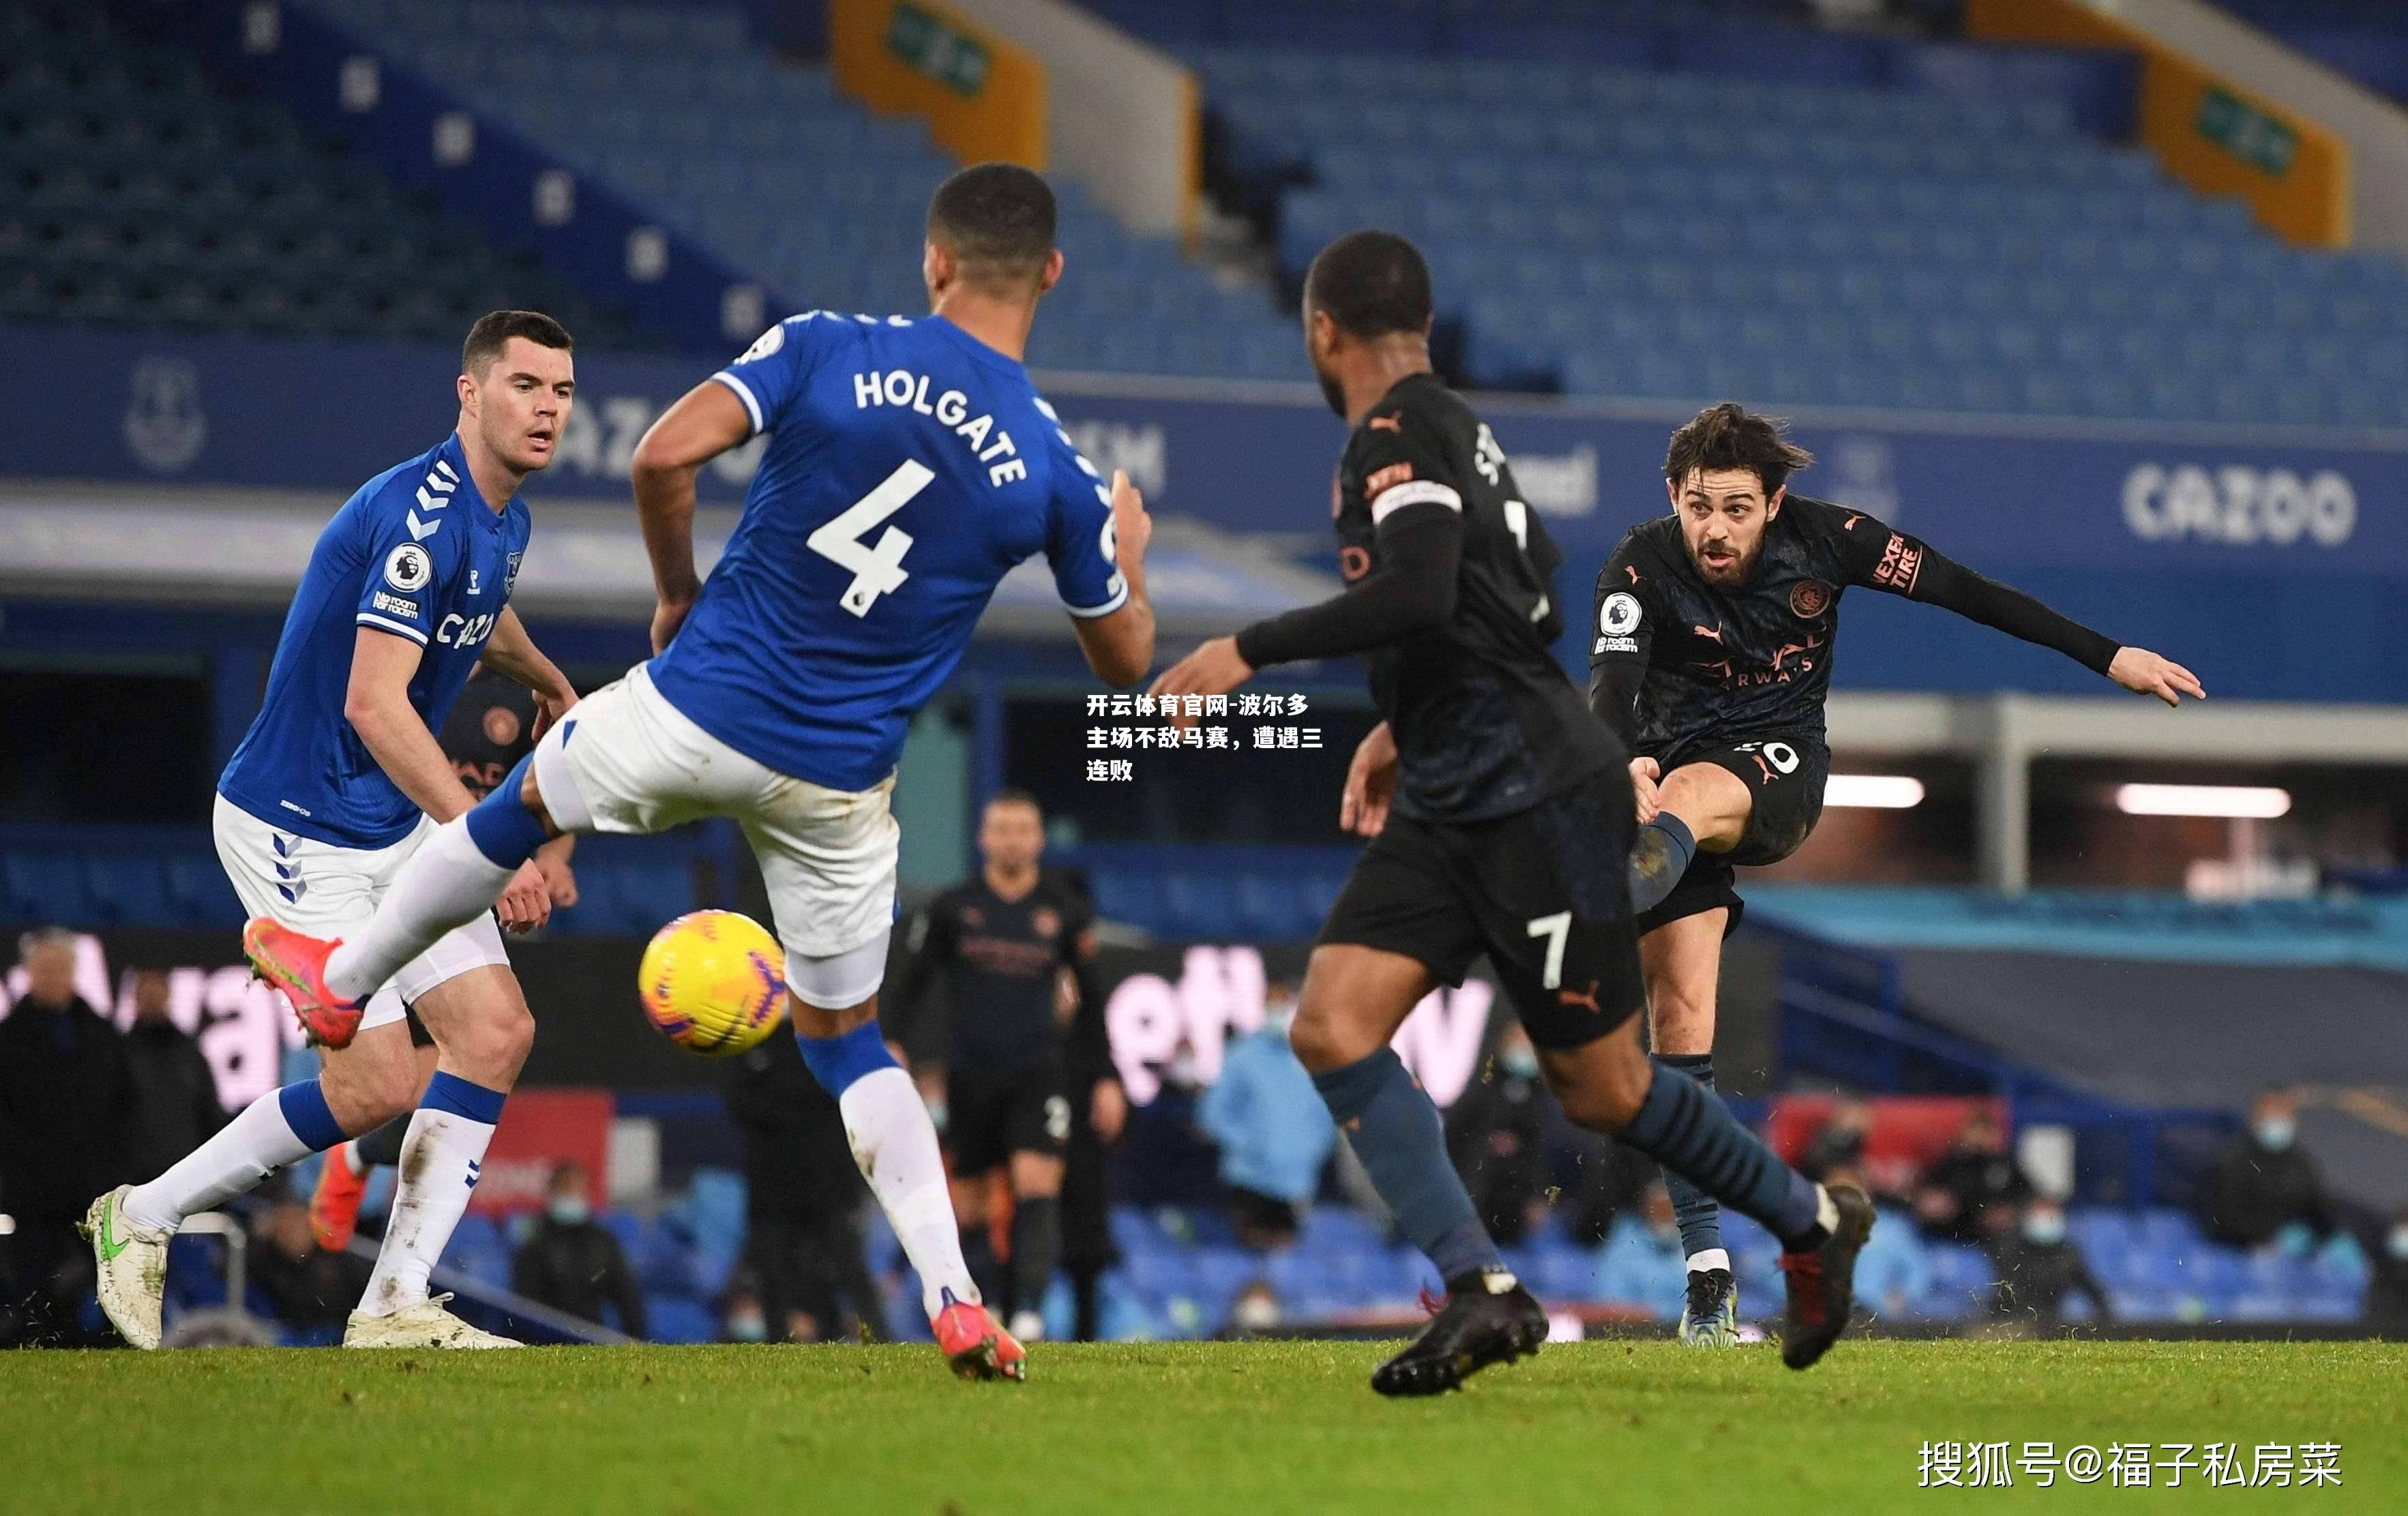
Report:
850,368,1029,488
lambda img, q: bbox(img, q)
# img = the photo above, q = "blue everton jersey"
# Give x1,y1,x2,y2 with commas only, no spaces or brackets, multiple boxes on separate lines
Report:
649,312,1125,790
220,434,533,848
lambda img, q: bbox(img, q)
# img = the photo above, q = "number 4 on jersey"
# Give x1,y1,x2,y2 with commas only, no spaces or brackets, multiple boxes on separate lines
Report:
809,459,934,616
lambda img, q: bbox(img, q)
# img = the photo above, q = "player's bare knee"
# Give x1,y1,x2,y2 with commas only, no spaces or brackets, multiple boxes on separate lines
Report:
1286,998,1357,1073
1011,1153,1064,1199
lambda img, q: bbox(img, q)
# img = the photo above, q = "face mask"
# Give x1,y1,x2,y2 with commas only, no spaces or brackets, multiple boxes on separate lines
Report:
2387,1227,2408,1262
2023,1213,2066,1247
1233,1294,1280,1331
2254,1118,2296,1153
727,1312,768,1343
1647,1221,1678,1248
1500,1050,1540,1080
547,1195,591,1227
1265,1007,1294,1037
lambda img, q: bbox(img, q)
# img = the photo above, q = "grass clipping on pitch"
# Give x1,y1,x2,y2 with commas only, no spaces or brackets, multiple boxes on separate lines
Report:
8,1339,2403,1513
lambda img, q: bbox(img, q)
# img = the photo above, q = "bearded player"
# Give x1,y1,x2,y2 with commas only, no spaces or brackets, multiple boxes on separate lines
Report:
1590,402,2203,1345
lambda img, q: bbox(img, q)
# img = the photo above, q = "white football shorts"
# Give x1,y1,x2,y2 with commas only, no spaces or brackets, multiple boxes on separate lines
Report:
212,794,511,1030
531,662,898,1004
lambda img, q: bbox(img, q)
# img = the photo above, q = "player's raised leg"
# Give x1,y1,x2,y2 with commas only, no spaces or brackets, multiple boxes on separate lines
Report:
1290,945,1543,1397
342,960,529,1349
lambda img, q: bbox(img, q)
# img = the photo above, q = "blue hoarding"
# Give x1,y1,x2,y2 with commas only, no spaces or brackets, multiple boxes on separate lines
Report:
5,322,2403,700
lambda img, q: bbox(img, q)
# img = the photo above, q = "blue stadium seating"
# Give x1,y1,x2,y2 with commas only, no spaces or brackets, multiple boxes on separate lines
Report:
0,1,647,344
1174,24,2408,426
304,0,1303,378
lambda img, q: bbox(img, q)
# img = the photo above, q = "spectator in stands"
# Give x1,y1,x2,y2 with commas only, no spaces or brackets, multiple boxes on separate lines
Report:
1800,1097,1873,1183
2203,1088,2336,1251
510,1161,646,1339
1595,1180,1688,1320
1221,1279,1284,1337
0,927,130,1347
2368,1209,2408,1336
1195,994,1337,1251
120,968,227,1185
728,1032,889,1343
251,1197,369,1339
1446,1023,1556,1245
719,1281,771,1345
1824,1161,1932,1320
1985,1196,2111,1328
1912,1108,2031,1244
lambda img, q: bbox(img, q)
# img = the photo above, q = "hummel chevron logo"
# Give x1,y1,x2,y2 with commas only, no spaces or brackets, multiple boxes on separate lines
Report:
407,511,441,541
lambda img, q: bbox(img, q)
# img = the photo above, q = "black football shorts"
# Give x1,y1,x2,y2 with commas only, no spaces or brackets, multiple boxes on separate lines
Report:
1317,769,1647,1050
1635,734,1830,937
947,1060,1071,1174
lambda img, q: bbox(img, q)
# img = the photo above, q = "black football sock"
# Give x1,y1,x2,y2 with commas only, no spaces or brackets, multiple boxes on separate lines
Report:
1628,814,1697,915
1620,1062,1827,1250
353,1116,408,1171
1654,1053,1727,1268
1313,1048,1503,1286
1007,1196,1060,1325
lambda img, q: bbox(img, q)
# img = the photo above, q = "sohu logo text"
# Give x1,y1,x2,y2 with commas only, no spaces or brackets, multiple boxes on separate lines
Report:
2121,464,2355,547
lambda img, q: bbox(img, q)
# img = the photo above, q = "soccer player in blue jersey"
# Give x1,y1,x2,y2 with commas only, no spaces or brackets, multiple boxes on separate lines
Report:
86,312,581,1352
246,165,1156,1380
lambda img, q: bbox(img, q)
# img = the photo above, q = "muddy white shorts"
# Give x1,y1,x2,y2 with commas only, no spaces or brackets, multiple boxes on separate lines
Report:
531,662,898,1001
212,794,511,1030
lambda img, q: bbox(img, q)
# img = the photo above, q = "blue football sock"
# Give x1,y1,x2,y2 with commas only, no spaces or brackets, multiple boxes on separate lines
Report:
1628,813,1697,915
1654,1052,1727,1265
795,1018,901,1097
1312,1048,1502,1285
1624,1061,1824,1249
461,754,551,869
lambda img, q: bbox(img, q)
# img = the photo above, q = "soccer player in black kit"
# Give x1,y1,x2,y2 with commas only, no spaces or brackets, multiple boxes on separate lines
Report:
306,664,579,1249
891,788,1112,1347
1590,402,2203,1344
1154,231,1875,1395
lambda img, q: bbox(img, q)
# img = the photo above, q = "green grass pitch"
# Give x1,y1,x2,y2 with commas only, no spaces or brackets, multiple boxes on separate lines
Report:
8,1339,2402,1513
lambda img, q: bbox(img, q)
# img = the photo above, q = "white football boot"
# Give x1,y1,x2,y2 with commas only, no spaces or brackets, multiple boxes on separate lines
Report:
344,1294,521,1349
83,1186,172,1350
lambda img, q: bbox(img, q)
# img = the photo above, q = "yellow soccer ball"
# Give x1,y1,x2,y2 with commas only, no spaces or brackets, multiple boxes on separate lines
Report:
638,910,789,1057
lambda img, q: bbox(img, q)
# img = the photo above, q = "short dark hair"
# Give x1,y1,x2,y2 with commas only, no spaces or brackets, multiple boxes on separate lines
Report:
462,310,573,376
985,786,1041,815
1663,402,1814,497
927,163,1056,295
1303,230,1433,340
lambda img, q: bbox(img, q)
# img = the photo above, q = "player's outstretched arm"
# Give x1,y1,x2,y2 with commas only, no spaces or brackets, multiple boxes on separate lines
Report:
345,629,552,930
1867,535,2205,707
1072,470,1155,688
631,381,752,654
1150,500,1463,722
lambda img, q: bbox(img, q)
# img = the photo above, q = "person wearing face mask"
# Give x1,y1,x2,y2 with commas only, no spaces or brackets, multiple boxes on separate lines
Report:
509,1161,645,1339
2202,1088,2336,1251
1984,1197,2111,1328
719,1285,772,1345
1196,986,1337,1252
2366,1210,2408,1335
1444,1024,1558,1246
